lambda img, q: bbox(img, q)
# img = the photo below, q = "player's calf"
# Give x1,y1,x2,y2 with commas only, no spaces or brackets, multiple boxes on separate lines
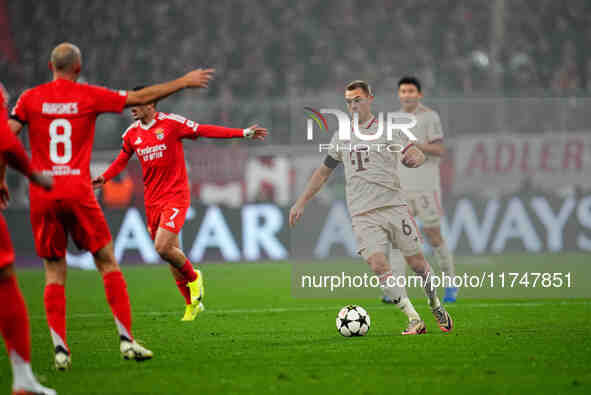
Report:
42,260,70,367
154,239,176,263
366,252,390,276
92,242,120,275
153,228,186,267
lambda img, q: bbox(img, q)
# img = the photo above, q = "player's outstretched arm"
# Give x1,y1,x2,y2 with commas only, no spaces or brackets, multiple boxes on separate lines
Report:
401,144,426,168
93,149,132,188
125,69,215,107
289,164,334,227
195,123,268,140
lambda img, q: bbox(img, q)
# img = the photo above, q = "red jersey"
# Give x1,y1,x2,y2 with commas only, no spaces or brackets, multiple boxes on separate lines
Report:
120,112,203,207
11,78,127,199
0,82,34,176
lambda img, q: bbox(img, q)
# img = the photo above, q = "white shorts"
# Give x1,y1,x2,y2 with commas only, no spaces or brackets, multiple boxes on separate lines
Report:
405,190,444,227
352,206,422,260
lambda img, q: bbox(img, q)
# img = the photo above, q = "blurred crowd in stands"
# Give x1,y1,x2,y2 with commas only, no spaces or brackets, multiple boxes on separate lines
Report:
2,0,589,101
1,0,589,207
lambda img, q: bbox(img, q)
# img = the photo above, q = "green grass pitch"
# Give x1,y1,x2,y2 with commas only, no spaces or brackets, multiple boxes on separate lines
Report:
1,255,590,394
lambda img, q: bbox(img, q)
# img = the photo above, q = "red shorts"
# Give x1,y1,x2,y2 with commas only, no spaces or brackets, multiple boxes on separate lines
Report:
145,202,189,240
0,214,15,268
29,193,112,259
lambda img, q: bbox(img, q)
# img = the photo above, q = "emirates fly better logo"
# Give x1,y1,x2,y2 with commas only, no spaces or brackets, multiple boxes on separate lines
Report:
304,108,418,153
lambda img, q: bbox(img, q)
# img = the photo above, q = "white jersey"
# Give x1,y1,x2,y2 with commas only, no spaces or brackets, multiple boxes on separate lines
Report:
327,115,409,216
398,104,444,191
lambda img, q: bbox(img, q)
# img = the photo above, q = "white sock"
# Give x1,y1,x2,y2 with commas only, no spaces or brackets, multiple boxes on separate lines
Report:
412,265,440,310
10,351,38,391
423,270,441,309
397,297,421,321
381,249,421,321
382,248,407,300
434,242,455,280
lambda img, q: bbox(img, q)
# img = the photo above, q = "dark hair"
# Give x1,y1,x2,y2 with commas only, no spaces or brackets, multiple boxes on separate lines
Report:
397,76,421,92
133,85,157,106
346,80,373,96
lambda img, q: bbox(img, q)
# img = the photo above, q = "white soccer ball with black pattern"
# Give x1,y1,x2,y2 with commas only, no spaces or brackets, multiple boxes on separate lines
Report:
336,305,370,337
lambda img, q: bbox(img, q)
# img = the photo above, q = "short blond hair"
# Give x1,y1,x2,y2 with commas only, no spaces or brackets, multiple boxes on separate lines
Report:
345,80,373,96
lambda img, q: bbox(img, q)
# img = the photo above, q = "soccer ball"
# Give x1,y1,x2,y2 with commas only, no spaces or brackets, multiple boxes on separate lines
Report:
336,305,370,337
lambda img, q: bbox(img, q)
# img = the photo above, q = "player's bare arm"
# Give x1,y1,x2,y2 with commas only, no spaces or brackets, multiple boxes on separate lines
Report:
93,149,133,188
0,133,53,196
125,68,216,107
7,119,23,135
414,141,445,157
289,164,334,227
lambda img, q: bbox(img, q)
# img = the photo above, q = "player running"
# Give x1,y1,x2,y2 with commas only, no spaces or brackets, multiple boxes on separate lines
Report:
0,83,56,395
382,76,457,304
5,42,215,370
93,87,267,321
289,80,453,335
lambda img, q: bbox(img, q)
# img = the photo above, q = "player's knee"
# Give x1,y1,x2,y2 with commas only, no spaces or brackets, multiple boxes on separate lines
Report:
96,260,119,275
44,258,67,285
404,253,428,273
424,227,443,246
154,240,174,261
92,250,119,274
366,253,388,274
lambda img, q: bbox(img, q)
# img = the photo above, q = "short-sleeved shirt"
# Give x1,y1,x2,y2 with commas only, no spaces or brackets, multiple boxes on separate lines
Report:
120,112,203,207
326,116,408,216
11,78,127,199
398,104,444,191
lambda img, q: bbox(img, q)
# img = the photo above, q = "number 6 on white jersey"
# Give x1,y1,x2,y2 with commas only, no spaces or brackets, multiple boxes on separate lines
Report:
49,118,72,164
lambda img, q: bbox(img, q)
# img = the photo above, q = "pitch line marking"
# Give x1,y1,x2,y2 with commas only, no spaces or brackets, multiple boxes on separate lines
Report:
27,300,591,320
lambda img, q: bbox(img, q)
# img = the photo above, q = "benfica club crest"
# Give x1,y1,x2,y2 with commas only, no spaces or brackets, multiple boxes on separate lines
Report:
154,128,165,140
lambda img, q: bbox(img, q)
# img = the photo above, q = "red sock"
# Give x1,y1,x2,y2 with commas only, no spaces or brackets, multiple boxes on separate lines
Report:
0,275,31,362
103,271,133,341
175,279,191,305
44,283,68,353
178,260,197,282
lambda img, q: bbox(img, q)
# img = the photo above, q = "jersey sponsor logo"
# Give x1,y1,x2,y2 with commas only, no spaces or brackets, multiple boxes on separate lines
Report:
137,144,167,161
137,144,166,156
134,137,142,145
42,102,79,115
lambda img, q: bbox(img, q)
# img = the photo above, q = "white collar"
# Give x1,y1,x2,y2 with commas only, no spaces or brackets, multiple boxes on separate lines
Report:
139,116,157,130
